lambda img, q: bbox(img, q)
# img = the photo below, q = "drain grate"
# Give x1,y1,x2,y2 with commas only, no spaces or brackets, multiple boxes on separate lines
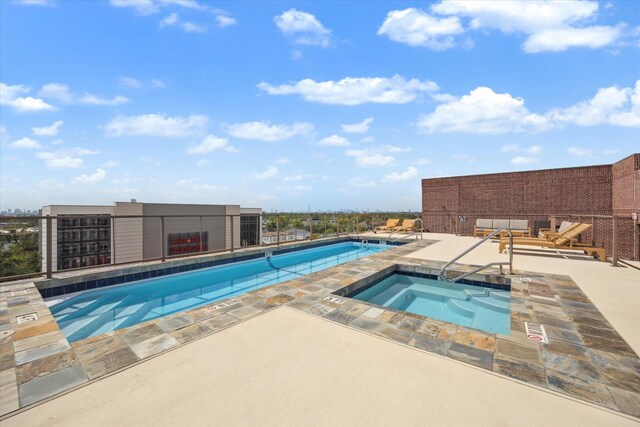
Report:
16,312,39,324
524,322,549,344
323,296,345,305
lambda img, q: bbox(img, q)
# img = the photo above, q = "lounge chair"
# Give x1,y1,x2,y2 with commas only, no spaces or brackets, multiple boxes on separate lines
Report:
376,218,400,232
392,219,417,232
538,221,579,239
498,223,606,261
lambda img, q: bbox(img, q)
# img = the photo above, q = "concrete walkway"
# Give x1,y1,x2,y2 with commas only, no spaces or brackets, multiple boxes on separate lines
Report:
398,233,640,355
4,307,637,427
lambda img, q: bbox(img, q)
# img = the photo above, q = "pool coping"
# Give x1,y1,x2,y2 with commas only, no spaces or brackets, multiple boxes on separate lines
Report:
1,239,639,420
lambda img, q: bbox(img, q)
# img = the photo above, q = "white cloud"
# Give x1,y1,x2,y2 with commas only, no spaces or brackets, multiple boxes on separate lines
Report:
216,15,236,28
0,126,8,144
187,134,236,154
39,83,129,106
32,120,63,136
110,0,158,15
274,9,331,47
139,155,163,166
258,75,438,105
36,151,84,168
524,25,624,53
348,177,375,188
9,137,41,149
160,12,179,26
414,158,431,165
317,135,350,147
526,145,542,154
567,146,592,156
119,77,165,89
452,153,476,163
103,161,119,168
511,156,537,165
251,166,278,180
378,8,463,50
74,169,107,184
382,166,418,182
418,86,549,134
431,0,625,53
225,121,313,141
346,150,394,167
106,113,208,137
341,117,374,134
548,80,640,127
275,157,291,164
384,145,411,153
182,21,207,33
13,0,53,5
0,82,54,112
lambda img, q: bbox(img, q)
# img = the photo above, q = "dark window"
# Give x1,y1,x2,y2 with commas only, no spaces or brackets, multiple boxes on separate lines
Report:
240,215,259,247
168,232,208,255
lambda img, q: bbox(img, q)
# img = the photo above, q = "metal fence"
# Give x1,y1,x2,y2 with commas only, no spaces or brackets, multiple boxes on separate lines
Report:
0,212,421,282
421,212,639,265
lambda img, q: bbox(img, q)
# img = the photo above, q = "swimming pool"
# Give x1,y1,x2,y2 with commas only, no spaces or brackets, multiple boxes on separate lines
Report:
350,273,510,335
50,242,390,342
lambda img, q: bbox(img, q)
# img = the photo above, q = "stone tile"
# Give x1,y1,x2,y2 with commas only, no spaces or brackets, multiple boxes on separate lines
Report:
454,329,495,352
13,330,66,353
447,342,493,370
542,351,601,382
419,321,441,338
542,340,590,361
265,294,295,305
361,307,384,319
0,368,16,390
546,371,617,410
199,313,238,331
544,325,583,345
323,307,358,325
14,339,71,366
16,350,79,384
227,305,265,320
575,323,616,337
18,364,88,407
495,339,542,366
74,335,139,380
377,310,397,324
1,341,15,369
118,323,164,347
410,332,451,356
608,386,640,418
305,303,336,317
156,314,195,333
437,324,457,341
71,331,117,348
392,315,423,334
589,349,640,374
595,365,640,394
349,316,383,332
169,323,211,344
580,333,637,357
12,321,59,341
374,325,414,345
493,357,547,388
129,334,179,359
0,385,19,416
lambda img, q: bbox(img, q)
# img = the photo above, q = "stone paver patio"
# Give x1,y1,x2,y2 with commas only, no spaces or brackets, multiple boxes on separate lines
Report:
1,237,639,420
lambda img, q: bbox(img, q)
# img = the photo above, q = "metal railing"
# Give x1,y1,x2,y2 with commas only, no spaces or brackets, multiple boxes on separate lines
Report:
0,211,420,282
439,228,514,282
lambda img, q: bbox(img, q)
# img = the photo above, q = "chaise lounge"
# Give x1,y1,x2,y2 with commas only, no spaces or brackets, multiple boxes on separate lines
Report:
498,223,607,261
391,219,418,233
377,218,400,232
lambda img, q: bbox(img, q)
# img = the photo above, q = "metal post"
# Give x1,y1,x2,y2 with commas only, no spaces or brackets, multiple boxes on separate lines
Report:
336,215,339,237
46,215,52,279
199,216,203,252
276,215,280,247
160,216,166,262
356,214,360,235
591,216,595,247
230,215,234,253
612,216,618,267
309,216,313,241
111,216,116,264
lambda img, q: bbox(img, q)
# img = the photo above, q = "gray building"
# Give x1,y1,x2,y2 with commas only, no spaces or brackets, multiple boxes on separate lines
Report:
41,202,262,272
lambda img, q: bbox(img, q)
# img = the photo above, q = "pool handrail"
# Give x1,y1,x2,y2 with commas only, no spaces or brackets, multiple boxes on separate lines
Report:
439,227,513,282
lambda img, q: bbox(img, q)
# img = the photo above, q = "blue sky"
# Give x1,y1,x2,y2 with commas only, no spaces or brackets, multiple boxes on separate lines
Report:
1,0,638,212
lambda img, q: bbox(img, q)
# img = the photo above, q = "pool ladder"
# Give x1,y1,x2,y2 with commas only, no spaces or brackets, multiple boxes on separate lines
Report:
439,228,513,283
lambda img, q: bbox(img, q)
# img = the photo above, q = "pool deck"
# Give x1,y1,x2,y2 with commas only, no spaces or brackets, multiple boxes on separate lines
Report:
1,233,639,425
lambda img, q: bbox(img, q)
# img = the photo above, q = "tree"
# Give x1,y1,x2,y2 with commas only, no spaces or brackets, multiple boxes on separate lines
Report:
0,231,41,277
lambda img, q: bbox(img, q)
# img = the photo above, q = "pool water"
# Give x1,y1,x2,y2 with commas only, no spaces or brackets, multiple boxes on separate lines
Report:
50,242,390,342
351,274,510,335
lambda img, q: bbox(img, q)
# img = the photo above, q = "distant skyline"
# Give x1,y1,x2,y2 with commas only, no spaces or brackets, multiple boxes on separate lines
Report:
1,0,638,211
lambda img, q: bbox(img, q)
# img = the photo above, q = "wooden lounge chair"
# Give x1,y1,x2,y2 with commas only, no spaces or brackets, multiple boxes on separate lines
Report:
498,223,607,262
392,219,417,232
538,221,579,240
376,218,400,232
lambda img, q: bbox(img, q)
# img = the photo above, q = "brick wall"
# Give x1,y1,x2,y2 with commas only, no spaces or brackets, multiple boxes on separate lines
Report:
422,154,639,260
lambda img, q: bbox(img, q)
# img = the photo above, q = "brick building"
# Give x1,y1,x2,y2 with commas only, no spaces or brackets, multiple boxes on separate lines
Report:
421,153,640,260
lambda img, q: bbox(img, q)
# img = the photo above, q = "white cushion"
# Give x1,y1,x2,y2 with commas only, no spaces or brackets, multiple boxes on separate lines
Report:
509,219,528,230
476,219,493,228
493,219,510,229
558,221,573,232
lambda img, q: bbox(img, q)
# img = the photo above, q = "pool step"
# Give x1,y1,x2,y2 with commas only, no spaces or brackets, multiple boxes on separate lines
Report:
447,299,475,319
